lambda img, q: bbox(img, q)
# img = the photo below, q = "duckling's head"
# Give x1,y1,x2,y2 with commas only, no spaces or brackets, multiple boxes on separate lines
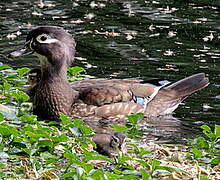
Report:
10,26,76,68
110,132,126,151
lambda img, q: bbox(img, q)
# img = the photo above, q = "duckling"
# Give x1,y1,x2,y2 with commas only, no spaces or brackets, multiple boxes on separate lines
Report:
9,26,209,121
92,132,126,157
26,68,41,99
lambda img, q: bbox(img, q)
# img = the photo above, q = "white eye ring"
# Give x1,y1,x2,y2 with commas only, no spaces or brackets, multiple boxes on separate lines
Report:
36,34,58,44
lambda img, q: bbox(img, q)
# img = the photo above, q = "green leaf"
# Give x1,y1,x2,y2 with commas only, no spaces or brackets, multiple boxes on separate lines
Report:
68,66,85,75
111,124,128,132
151,159,161,167
113,169,121,175
40,152,57,160
0,163,5,168
200,125,212,133
0,113,4,122
80,125,93,136
48,121,60,126
60,113,72,125
38,140,53,147
16,67,30,77
2,82,11,90
140,169,150,179
121,172,139,180
138,148,152,157
122,165,135,170
63,150,77,160
80,162,94,174
89,169,106,179
36,127,54,134
12,141,26,148
22,148,37,156
19,115,37,123
195,137,209,149
200,125,216,141
62,172,77,179
0,124,17,137
45,158,59,165
199,176,212,180
84,155,112,163
51,134,68,143
191,148,203,158
12,90,30,105
104,172,122,180
118,155,132,164
126,113,144,125
206,133,216,141
25,131,44,139
210,157,220,165
135,159,151,170
0,65,11,70
73,119,84,127
214,125,220,138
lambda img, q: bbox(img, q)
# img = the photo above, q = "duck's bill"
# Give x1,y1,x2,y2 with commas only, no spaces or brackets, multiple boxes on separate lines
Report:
9,44,34,57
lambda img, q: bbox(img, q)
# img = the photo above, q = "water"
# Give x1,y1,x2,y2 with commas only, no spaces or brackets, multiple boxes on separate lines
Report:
0,0,219,142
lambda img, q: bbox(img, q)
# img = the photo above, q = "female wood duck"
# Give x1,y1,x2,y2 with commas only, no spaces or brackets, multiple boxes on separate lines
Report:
9,26,209,121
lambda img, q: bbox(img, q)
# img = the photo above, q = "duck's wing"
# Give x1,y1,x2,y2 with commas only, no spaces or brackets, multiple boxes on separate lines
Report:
70,79,169,118
71,79,167,106
71,73,209,118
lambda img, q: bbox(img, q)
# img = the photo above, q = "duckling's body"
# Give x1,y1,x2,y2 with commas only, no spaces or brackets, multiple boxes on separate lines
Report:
10,26,209,121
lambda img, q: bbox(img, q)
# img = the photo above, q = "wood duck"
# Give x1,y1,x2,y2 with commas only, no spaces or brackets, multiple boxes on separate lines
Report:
9,26,209,121
92,132,126,157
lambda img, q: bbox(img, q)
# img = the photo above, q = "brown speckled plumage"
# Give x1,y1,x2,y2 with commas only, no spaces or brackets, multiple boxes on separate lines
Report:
10,26,209,121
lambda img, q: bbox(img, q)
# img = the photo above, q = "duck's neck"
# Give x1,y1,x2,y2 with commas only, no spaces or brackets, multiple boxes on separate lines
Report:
41,65,68,83
39,56,69,84
34,56,78,121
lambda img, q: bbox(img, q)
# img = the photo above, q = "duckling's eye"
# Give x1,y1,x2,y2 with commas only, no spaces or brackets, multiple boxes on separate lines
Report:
112,136,119,143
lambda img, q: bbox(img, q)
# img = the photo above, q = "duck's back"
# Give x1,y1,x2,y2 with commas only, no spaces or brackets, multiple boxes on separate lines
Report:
70,73,209,118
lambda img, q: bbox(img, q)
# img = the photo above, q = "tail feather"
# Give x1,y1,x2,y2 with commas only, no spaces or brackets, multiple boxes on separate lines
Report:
144,73,209,117
165,73,209,98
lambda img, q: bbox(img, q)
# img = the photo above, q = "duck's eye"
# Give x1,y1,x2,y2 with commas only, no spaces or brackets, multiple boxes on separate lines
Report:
40,35,47,41
36,34,48,43
35,34,58,44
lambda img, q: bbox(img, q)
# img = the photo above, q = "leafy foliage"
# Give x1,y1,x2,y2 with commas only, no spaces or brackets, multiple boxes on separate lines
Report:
190,125,220,165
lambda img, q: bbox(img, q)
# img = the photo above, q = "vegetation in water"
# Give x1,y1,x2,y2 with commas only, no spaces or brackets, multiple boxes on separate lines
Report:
0,64,219,179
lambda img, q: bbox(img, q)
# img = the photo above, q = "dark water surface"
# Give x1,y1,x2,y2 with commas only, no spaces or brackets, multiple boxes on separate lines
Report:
0,0,220,142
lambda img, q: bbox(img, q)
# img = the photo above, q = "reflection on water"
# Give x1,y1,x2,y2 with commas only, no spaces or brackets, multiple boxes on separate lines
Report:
0,0,220,142
140,115,199,143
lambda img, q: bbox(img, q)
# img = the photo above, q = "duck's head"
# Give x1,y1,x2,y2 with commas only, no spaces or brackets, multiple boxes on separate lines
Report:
10,26,76,68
